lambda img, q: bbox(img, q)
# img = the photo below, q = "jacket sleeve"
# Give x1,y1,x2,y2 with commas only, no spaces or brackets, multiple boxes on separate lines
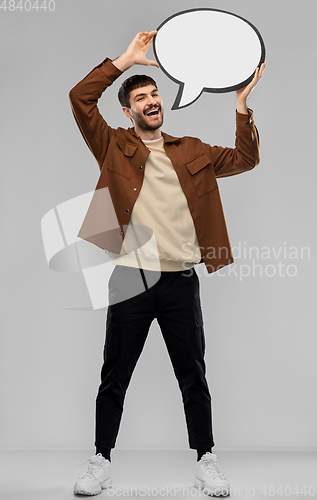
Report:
69,58,123,170
210,109,260,178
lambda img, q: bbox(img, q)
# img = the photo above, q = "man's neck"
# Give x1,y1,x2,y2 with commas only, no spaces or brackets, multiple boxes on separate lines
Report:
134,126,162,141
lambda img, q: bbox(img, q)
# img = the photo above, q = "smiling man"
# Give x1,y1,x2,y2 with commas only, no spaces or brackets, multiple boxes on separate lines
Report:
69,30,266,497
120,78,163,136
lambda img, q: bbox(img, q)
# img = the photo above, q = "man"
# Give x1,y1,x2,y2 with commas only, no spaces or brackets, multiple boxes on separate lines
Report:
69,30,266,496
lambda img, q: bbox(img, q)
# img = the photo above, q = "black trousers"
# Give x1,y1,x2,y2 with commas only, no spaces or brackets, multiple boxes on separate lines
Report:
95,265,215,450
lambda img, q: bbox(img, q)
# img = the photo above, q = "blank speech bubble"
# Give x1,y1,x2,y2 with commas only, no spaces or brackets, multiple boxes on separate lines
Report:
153,8,266,109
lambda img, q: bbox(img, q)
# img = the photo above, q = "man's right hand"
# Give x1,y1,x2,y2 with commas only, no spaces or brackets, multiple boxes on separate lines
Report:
112,31,159,72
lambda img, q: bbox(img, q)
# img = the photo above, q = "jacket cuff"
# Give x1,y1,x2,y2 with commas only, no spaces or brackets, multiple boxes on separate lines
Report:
94,57,123,83
236,108,254,127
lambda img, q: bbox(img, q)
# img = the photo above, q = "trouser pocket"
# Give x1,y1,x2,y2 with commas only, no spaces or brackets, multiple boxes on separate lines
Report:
104,309,120,359
193,309,206,358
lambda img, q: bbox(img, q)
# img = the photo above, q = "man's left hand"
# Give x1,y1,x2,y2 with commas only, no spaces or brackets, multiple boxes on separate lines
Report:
236,62,267,114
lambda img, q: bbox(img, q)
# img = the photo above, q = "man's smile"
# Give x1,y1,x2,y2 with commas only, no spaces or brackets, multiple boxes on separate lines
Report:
144,105,160,117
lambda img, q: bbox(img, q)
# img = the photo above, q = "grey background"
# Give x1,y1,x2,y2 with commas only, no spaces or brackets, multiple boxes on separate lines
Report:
1,0,316,452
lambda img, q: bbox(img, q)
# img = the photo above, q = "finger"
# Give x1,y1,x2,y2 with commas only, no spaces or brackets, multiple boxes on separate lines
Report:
138,30,156,43
254,65,263,81
247,68,259,89
248,63,266,91
146,59,160,68
137,31,149,39
258,62,267,77
135,32,148,45
142,32,157,46
256,62,266,77
140,36,152,47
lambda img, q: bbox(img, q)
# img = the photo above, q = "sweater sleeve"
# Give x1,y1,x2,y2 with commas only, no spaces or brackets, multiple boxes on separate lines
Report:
69,58,123,170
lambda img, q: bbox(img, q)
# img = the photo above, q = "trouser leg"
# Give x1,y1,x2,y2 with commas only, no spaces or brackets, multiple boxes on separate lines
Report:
95,266,156,449
156,268,214,449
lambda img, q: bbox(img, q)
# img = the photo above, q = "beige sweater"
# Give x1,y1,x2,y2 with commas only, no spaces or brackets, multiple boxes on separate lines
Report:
107,136,201,271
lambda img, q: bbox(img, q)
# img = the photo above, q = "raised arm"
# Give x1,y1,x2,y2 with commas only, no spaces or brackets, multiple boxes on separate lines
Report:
211,62,267,178
69,30,158,170
69,59,123,170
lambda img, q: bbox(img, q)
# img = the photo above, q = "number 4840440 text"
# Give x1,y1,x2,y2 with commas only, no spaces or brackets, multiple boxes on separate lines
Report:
1,0,55,11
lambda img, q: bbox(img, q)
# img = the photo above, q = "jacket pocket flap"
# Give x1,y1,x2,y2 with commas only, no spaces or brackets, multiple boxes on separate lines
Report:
122,143,138,157
117,135,138,157
185,154,211,175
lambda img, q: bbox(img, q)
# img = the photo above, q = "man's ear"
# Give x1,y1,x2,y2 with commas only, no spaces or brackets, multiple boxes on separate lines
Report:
122,106,132,120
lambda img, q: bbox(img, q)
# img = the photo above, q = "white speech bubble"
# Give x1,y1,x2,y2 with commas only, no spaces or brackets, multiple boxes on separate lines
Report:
153,8,266,109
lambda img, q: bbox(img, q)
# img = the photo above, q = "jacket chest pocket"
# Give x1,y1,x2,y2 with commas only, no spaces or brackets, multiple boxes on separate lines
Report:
106,158,132,179
185,153,218,197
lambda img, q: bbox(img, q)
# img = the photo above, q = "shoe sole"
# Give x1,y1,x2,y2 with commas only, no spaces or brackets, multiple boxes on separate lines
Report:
74,478,112,496
74,487,101,496
195,478,230,496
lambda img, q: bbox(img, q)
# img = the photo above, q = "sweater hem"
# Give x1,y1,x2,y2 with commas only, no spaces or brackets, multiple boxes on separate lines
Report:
106,252,197,272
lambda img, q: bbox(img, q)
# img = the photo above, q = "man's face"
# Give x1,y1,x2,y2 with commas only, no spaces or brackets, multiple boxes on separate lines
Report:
123,85,164,131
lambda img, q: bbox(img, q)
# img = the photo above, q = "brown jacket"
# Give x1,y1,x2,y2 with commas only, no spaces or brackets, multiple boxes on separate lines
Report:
69,58,260,274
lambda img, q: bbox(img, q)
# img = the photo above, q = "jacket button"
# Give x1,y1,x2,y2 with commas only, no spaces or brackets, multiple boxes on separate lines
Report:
139,165,143,169
126,208,130,212
120,231,123,235
134,188,137,191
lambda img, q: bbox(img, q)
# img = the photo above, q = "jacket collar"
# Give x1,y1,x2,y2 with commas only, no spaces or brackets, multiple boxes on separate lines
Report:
127,127,179,144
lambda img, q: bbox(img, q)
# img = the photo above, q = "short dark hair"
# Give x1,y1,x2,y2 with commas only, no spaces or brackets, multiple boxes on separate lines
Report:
118,75,158,108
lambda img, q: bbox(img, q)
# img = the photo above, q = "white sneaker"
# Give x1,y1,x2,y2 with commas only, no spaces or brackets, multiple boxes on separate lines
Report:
195,452,230,496
74,453,112,496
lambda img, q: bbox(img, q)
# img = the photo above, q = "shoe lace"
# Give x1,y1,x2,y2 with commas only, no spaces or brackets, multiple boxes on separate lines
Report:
203,460,226,480
77,455,105,480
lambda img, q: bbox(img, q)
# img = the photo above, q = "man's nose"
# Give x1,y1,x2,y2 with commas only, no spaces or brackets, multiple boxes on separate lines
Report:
147,95,157,106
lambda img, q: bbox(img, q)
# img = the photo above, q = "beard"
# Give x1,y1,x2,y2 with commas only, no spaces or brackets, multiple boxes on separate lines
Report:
131,106,164,131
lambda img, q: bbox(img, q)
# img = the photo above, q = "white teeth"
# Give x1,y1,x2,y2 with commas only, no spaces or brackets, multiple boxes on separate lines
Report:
146,107,159,116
